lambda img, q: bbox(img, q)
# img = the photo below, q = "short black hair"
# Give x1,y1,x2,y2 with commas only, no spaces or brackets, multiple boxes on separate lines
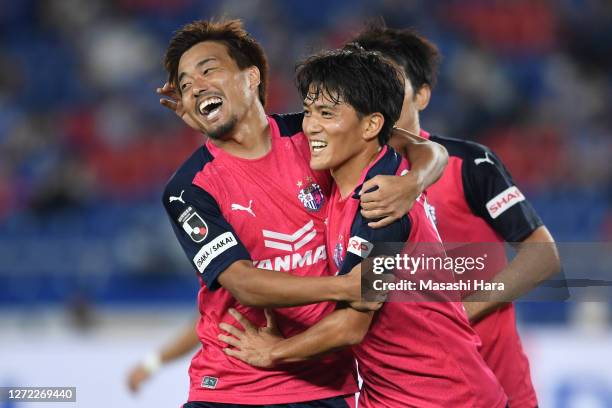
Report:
349,22,440,93
164,19,268,106
296,49,404,145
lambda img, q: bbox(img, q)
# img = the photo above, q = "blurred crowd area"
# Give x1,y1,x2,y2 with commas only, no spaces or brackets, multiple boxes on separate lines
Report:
0,1,611,321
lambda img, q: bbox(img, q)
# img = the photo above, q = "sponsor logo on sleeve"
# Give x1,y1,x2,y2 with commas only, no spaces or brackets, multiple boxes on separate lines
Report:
347,236,374,258
192,232,237,273
486,186,525,219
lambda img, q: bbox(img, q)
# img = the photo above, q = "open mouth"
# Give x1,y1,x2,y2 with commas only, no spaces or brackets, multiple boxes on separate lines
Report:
198,96,223,120
310,140,328,152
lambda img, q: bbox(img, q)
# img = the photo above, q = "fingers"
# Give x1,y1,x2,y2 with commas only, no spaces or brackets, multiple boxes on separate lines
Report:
156,82,176,96
349,300,383,312
360,207,387,219
359,186,382,203
160,98,178,111
360,175,392,201
228,308,255,331
360,200,383,211
219,322,245,339
218,334,242,348
127,367,148,393
360,177,380,195
264,309,276,328
367,216,395,229
223,347,241,358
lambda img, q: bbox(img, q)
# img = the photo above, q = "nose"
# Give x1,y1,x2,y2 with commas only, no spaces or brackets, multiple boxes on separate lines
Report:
303,116,322,136
192,74,209,95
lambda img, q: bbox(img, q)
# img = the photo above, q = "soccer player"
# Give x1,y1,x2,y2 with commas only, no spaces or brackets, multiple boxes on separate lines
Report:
350,25,561,407
159,19,448,407
218,48,508,408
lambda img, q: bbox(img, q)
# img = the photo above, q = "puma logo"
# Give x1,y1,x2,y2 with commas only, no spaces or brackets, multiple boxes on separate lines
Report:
231,200,255,217
474,152,494,166
169,190,185,204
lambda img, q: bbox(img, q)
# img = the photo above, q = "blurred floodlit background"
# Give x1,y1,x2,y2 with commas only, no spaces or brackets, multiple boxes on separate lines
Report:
0,1,611,407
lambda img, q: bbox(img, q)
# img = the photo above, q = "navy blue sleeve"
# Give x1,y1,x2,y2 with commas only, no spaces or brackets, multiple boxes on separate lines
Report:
163,152,251,290
461,143,543,242
338,209,411,276
270,112,304,136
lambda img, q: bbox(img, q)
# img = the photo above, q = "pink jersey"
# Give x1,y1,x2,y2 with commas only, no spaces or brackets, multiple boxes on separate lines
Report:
326,146,507,408
422,129,542,407
163,113,357,404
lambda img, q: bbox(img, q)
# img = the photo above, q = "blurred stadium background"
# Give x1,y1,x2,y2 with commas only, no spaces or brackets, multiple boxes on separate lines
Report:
0,0,610,407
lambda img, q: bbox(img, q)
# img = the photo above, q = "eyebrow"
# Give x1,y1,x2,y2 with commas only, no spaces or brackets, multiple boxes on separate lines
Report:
303,102,337,110
178,57,217,83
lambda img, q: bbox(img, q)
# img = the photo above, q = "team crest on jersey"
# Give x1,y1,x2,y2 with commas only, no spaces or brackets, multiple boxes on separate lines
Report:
333,241,344,269
297,177,325,212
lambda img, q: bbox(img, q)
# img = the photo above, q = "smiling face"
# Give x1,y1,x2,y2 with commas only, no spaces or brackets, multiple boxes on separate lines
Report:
303,87,377,172
177,41,259,140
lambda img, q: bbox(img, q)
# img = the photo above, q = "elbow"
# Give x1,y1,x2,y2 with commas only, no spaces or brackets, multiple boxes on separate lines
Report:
427,142,448,184
525,227,561,281
436,144,449,180
541,234,562,280
533,244,561,285
437,143,449,167
548,246,562,279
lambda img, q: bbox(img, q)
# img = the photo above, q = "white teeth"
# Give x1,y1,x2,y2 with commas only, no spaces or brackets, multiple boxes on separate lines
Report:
310,140,328,151
198,97,223,115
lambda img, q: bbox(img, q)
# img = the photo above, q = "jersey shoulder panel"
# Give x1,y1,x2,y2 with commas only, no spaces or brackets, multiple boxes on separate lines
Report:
162,146,251,290
431,134,543,242
338,147,411,275
270,112,304,137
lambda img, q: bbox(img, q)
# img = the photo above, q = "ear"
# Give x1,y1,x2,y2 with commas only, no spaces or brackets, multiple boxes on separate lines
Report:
246,66,261,93
415,84,431,111
362,112,384,142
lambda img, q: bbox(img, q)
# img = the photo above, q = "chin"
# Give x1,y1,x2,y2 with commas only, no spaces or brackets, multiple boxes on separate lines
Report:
309,159,328,171
206,117,238,140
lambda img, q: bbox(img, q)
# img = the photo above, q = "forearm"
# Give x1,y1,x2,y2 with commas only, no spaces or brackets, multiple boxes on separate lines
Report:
269,308,373,364
219,261,357,308
464,226,560,322
390,127,448,190
159,318,201,363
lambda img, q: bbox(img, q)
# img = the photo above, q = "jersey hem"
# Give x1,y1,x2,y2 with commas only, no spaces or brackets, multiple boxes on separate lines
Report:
187,385,358,405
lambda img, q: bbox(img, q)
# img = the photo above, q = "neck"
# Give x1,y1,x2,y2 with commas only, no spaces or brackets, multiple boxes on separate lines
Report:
332,143,381,199
209,101,271,159
396,113,420,136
